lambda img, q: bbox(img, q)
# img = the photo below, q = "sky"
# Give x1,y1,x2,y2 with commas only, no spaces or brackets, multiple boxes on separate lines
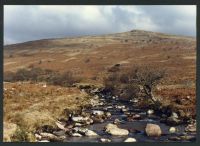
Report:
4,5,196,45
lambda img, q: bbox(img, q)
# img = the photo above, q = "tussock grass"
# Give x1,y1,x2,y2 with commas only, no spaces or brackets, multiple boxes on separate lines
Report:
3,82,90,141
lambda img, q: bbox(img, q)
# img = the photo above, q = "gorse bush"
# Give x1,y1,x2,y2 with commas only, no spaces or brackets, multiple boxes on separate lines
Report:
4,67,81,87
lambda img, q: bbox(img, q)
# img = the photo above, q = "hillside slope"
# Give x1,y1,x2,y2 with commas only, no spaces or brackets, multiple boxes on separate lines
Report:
4,30,196,85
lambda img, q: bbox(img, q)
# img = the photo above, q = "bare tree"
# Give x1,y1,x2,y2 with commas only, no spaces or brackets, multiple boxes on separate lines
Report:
128,66,165,103
104,65,165,103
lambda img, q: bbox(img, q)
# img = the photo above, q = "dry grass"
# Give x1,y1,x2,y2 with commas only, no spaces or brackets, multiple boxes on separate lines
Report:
3,82,91,141
155,87,196,117
3,30,196,141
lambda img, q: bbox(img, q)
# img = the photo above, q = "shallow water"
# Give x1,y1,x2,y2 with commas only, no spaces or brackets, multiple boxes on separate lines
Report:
63,95,195,142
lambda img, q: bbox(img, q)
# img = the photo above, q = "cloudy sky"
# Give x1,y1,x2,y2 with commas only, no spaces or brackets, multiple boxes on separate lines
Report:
4,5,196,45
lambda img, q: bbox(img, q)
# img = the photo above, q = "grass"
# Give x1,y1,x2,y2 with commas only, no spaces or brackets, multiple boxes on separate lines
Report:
3,82,91,142
155,87,196,118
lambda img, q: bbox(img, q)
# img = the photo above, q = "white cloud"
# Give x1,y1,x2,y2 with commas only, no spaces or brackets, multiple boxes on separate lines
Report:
4,5,196,45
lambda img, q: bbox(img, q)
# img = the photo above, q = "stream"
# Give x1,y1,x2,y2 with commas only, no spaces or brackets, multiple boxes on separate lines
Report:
61,92,196,142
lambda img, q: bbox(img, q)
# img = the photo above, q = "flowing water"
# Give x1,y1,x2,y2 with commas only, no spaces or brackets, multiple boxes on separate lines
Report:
63,93,195,142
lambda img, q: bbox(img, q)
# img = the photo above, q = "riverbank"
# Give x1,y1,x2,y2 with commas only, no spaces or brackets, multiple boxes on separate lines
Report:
34,85,196,142
3,82,196,142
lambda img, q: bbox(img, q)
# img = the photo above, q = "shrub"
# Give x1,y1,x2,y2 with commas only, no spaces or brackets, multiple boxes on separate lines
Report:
104,73,119,93
104,65,165,102
4,67,81,87
9,54,13,58
29,67,44,81
50,71,80,87
28,64,34,69
13,68,31,81
4,71,15,82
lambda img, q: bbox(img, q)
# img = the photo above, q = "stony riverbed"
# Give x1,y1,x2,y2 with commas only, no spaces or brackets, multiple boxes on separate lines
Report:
35,88,196,142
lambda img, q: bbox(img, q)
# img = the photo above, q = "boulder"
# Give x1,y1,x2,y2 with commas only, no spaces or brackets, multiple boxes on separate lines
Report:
166,115,181,126
106,106,113,109
92,110,104,116
105,123,129,136
112,96,116,100
105,112,112,118
72,116,86,122
92,116,104,123
100,138,111,142
86,118,94,125
169,127,176,133
73,127,88,135
147,109,154,115
40,132,60,141
113,119,121,124
132,99,139,103
85,130,99,136
93,95,99,100
145,123,162,137
74,123,83,127
55,121,68,131
124,137,137,142
121,108,129,112
185,121,196,132
35,133,42,140
72,116,92,125
172,112,179,118
128,114,141,121
73,127,98,136
90,99,100,107
38,140,50,142
71,133,82,137
116,105,126,109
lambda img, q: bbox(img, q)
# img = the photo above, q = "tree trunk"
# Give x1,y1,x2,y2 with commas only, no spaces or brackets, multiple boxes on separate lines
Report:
143,85,157,103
